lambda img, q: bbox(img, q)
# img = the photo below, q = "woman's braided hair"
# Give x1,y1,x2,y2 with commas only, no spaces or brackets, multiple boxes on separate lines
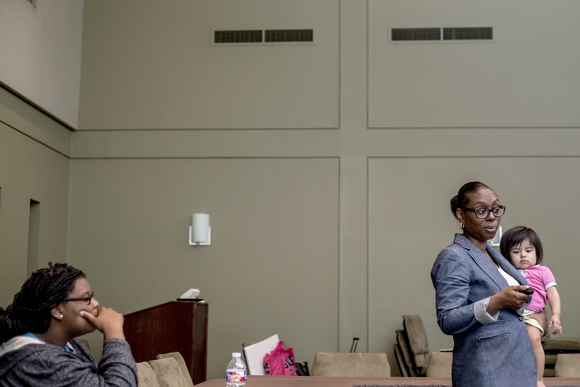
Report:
0,262,85,343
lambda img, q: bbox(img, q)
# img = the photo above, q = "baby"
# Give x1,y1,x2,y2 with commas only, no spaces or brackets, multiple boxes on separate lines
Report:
500,226,562,387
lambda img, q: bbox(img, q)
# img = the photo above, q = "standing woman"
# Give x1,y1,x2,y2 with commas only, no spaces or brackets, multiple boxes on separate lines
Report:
431,182,536,387
0,263,137,387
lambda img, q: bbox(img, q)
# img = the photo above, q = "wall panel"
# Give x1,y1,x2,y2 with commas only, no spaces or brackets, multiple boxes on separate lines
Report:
368,157,580,374
369,0,580,128
79,0,339,129
0,122,70,307
0,0,83,128
67,157,339,378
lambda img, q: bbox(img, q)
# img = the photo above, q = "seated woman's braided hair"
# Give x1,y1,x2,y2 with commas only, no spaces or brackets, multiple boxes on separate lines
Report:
0,263,85,344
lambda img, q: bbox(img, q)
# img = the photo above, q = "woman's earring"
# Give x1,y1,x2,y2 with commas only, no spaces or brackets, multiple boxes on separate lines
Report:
59,314,63,319
460,223,465,229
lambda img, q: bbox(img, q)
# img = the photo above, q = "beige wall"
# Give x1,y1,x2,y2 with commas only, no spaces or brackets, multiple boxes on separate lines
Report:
78,0,339,129
369,0,580,128
2,0,580,380
368,157,580,357
0,0,83,128
67,158,339,377
0,87,71,307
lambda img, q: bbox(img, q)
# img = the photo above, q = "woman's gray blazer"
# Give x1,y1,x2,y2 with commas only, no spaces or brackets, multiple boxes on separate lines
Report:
431,234,536,387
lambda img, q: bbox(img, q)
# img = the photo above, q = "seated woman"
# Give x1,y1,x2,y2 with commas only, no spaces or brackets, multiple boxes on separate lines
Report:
0,263,137,387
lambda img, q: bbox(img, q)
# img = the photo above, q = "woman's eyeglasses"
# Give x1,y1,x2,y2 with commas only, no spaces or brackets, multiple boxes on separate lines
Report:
462,205,506,219
63,292,95,305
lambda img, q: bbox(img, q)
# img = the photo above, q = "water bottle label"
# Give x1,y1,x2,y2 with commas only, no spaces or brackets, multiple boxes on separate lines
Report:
226,370,246,383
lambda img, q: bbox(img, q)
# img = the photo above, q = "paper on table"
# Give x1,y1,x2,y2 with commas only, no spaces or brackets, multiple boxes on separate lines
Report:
179,288,200,299
243,334,280,375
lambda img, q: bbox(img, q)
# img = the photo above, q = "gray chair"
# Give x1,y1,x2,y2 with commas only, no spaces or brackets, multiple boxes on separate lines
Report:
311,352,390,377
543,332,580,377
148,357,190,387
554,353,580,377
156,352,194,387
393,339,409,377
425,351,452,378
136,362,161,387
394,315,429,376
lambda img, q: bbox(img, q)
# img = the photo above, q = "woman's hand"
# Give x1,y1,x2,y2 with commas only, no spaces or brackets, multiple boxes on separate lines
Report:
487,285,531,315
80,307,126,340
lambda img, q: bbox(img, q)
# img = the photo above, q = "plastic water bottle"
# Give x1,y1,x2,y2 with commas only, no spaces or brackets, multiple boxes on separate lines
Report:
226,352,247,387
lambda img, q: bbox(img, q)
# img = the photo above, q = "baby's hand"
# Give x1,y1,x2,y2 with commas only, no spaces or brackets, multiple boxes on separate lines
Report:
549,315,562,335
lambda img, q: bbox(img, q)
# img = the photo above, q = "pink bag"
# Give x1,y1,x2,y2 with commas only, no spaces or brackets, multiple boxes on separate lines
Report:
263,341,297,376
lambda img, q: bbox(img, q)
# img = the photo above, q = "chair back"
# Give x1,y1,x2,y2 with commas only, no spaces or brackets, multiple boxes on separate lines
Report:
136,362,161,387
403,315,429,370
157,352,194,387
311,352,390,377
426,351,452,377
149,357,190,387
555,353,580,377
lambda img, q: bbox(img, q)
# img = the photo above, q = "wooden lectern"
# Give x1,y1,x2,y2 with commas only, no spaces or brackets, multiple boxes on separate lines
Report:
124,301,208,384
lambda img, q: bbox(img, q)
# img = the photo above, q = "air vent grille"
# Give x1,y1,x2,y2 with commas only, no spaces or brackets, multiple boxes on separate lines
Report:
392,28,441,41
265,29,313,42
391,27,493,42
443,27,492,40
214,29,314,44
214,30,263,44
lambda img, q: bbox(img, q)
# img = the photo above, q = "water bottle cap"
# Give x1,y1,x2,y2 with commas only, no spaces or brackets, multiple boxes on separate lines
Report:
232,352,241,357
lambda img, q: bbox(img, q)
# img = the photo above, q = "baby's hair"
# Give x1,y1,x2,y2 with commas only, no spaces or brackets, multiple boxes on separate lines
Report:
450,181,491,219
0,262,85,344
500,226,543,265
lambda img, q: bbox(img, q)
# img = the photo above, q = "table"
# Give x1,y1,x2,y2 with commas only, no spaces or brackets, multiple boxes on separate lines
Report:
196,375,580,387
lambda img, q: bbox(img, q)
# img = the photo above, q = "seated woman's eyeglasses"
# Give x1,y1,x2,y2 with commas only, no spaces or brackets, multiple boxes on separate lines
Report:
63,292,95,305
462,205,506,219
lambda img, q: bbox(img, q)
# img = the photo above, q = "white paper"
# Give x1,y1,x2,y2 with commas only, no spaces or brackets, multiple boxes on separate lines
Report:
243,334,279,375
179,288,200,299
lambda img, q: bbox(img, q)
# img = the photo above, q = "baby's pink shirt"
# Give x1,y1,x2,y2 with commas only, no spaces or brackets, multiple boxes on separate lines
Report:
519,265,557,313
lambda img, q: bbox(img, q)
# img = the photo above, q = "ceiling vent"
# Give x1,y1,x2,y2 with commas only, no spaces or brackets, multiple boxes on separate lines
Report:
213,29,314,44
214,30,263,44
391,27,492,42
392,28,441,41
443,27,492,40
265,29,313,42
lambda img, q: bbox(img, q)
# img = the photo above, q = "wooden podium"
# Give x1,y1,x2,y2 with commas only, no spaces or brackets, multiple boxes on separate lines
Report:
123,301,208,384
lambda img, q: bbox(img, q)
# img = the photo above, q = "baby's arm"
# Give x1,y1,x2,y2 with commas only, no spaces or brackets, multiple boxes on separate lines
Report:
547,286,562,334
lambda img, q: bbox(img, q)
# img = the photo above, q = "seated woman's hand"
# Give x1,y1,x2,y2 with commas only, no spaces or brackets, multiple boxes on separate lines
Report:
80,307,126,340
